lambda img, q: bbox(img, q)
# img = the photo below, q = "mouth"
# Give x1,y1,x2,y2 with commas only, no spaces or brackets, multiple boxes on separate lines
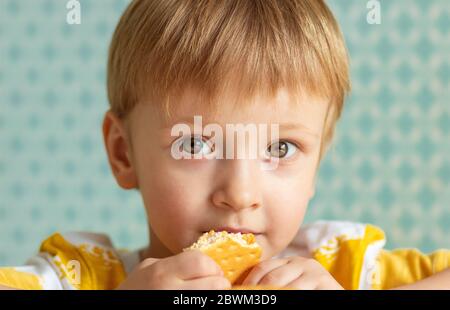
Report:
202,227,261,235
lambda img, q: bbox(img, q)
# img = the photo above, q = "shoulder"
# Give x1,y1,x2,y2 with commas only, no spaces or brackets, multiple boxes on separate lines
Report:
293,220,385,251
0,231,134,290
283,220,386,290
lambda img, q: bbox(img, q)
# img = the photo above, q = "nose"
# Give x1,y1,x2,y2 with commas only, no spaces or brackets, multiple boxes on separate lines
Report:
211,159,263,211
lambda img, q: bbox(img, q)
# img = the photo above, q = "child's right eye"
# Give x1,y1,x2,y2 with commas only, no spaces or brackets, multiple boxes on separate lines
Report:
174,135,215,156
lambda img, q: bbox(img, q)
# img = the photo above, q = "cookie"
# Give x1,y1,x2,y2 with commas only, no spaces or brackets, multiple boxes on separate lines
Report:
186,230,262,284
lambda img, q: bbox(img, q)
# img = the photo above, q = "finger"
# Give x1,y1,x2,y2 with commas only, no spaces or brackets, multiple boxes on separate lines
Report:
285,273,319,290
257,263,303,287
182,276,231,290
169,250,223,280
140,257,159,268
241,258,289,285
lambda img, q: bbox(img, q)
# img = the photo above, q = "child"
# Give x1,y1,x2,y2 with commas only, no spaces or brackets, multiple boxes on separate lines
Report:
1,0,448,290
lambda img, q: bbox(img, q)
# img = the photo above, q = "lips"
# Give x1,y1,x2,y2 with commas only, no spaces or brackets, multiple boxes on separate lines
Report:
204,227,260,234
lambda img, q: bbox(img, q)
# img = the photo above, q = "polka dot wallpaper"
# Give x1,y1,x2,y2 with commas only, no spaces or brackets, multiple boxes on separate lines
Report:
0,0,449,265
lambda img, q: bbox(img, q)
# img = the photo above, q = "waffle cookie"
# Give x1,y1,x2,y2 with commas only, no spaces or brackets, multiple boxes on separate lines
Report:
186,230,262,284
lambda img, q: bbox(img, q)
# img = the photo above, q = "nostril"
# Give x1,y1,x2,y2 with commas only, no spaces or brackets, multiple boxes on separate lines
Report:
211,184,262,211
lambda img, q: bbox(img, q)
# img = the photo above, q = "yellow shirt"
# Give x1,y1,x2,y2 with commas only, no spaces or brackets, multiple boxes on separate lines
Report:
0,221,448,290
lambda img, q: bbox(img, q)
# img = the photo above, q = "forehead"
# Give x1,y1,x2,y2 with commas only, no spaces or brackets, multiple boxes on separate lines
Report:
159,86,329,134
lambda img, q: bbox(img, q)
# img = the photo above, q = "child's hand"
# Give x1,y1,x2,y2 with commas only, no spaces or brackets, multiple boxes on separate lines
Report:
117,250,231,290
241,256,344,290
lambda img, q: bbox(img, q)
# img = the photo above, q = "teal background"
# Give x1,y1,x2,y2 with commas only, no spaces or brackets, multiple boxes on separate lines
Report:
0,0,449,265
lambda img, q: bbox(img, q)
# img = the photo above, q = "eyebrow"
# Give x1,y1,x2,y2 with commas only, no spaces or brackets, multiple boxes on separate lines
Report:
161,116,207,128
163,117,320,139
278,123,320,139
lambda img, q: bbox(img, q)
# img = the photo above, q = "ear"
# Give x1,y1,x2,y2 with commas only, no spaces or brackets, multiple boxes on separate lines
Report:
102,110,138,190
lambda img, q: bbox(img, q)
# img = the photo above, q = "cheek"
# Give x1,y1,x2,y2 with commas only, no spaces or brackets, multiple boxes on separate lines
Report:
266,191,308,240
146,185,192,226
263,171,315,254
144,182,204,252
137,157,211,249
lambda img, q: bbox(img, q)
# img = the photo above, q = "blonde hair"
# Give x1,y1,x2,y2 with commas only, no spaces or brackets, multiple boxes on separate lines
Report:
107,0,350,159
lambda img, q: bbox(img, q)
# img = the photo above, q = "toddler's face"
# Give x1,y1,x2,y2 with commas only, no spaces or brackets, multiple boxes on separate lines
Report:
105,86,328,260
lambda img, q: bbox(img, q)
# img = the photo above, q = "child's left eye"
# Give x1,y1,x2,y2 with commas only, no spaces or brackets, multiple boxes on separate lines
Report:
265,141,298,159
